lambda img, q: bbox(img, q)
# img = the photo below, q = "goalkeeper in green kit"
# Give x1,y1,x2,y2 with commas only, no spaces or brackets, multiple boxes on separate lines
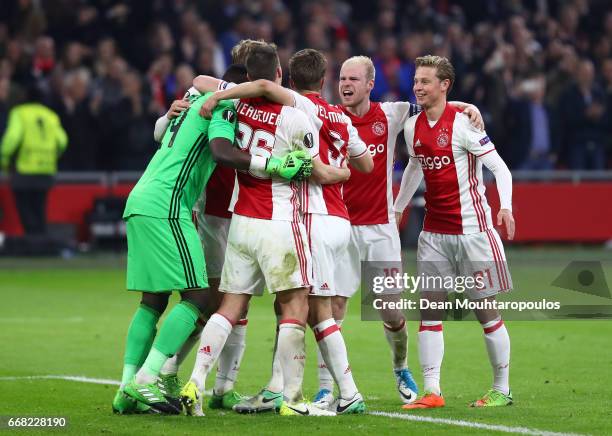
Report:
113,65,312,415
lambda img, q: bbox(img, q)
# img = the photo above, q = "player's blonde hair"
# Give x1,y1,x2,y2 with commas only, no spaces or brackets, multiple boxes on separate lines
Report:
231,39,277,65
415,55,455,94
341,56,376,82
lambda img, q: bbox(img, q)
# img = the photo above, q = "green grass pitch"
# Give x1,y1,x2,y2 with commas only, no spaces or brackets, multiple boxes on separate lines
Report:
1,248,611,435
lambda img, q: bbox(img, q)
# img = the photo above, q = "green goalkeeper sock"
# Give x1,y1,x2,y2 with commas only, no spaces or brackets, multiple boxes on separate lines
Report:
136,301,200,384
121,304,160,389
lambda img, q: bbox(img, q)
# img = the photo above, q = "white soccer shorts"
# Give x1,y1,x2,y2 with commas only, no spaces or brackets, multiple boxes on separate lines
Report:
305,213,351,297
336,222,403,298
416,229,513,299
220,214,312,295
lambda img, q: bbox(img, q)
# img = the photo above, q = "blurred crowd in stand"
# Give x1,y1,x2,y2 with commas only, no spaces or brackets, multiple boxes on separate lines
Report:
1,0,611,172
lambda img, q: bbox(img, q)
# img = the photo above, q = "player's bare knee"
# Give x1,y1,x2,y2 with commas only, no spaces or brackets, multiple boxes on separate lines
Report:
217,293,251,324
140,291,170,314
420,291,447,322
331,296,348,320
276,287,309,322
208,278,221,294
307,296,332,326
473,297,500,323
181,289,210,315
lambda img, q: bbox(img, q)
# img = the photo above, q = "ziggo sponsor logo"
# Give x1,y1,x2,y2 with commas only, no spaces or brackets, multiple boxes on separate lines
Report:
367,143,385,156
416,154,452,170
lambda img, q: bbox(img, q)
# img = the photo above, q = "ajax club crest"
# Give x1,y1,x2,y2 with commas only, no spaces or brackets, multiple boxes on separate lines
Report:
372,121,386,136
436,127,450,148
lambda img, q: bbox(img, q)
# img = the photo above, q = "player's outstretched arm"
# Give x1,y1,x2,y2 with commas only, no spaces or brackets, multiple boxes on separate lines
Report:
311,157,351,184
480,151,515,240
193,75,223,93
209,139,312,180
449,101,484,130
393,158,424,230
200,80,294,118
209,138,251,170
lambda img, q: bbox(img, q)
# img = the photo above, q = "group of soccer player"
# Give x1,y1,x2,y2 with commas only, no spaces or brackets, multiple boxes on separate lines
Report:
112,37,516,417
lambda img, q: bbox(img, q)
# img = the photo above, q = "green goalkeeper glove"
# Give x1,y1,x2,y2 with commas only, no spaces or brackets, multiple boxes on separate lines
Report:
265,150,313,181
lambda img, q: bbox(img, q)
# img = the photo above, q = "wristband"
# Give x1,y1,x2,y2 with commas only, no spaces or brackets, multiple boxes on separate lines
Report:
249,155,267,171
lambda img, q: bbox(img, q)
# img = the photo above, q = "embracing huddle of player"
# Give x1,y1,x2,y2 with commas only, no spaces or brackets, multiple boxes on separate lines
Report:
111,39,514,417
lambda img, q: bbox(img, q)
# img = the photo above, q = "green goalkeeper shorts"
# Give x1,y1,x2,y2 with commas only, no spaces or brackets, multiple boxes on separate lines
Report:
125,215,207,292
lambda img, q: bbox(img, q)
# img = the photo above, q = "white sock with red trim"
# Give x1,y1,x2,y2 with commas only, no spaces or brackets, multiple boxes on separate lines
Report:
189,313,233,392
214,318,247,395
482,317,510,395
277,319,306,403
266,319,284,393
418,321,444,395
314,318,357,399
383,319,408,370
315,347,334,392
315,318,343,393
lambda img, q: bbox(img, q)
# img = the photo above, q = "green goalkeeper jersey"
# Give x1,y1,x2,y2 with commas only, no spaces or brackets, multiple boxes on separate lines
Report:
123,92,237,220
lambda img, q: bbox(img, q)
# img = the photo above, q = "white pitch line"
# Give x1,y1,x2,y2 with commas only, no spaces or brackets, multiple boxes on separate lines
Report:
0,376,588,435
0,375,120,385
0,375,213,395
370,411,587,436
0,317,84,323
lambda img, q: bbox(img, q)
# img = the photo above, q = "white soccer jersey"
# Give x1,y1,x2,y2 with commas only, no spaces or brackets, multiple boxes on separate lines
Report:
291,91,367,219
404,104,495,234
229,97,319,222
341,101,420,225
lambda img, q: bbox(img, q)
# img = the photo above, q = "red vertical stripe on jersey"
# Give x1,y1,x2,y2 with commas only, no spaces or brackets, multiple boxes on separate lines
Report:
467,154,485,232
470,154,488,231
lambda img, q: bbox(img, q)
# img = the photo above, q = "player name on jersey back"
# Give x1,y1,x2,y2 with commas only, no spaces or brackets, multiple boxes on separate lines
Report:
236,101,281,126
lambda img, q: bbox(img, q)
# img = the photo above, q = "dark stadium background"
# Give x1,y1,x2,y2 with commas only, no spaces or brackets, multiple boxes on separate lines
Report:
0,0,611,252
1,3,612,435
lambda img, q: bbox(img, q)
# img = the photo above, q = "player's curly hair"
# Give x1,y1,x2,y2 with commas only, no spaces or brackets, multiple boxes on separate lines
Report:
415,55,455,94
